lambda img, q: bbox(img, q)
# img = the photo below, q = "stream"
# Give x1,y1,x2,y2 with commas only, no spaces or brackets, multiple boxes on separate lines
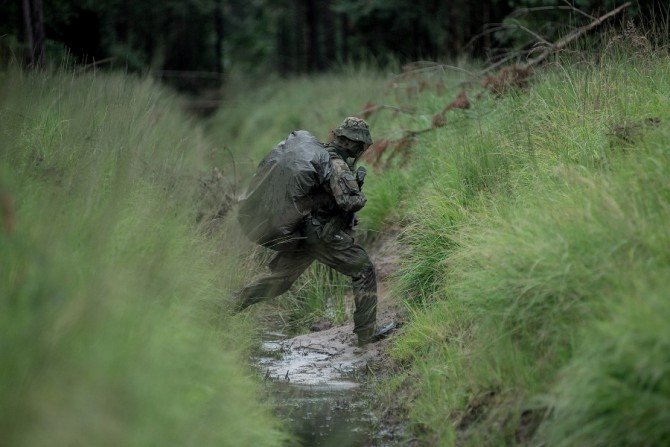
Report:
256,331,382,446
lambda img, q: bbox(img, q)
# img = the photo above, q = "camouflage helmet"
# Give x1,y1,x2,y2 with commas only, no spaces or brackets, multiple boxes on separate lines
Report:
333,117,372,146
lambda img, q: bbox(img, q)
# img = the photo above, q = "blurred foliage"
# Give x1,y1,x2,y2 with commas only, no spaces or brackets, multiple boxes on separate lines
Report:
1,0,667,90
0,68,287,446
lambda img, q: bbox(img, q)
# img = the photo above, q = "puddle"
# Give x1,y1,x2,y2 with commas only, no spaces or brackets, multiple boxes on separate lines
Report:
257,331,377,446
267,382,374,446
259,339,363,387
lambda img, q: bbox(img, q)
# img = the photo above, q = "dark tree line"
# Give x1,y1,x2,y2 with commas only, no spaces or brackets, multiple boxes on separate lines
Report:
0,0,665,89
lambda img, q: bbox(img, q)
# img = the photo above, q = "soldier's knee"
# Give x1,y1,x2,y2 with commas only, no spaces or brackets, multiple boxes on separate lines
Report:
353,262,375,283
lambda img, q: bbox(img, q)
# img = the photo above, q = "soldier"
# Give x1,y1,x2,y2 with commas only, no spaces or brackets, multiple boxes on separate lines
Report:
236,117,393,346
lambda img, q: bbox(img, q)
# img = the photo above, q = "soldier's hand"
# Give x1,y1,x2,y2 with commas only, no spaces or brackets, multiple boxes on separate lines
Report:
355,166,367,188
348,213,359,228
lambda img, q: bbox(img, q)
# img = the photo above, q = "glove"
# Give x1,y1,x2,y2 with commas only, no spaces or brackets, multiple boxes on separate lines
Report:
355,166,367,188
348,213,359,229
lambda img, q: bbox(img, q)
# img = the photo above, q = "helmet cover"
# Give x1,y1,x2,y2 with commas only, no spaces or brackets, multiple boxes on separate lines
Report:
333,117,373,146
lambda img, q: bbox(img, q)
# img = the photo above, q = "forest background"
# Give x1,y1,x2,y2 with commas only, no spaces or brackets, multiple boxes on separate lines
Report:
2,0,663,89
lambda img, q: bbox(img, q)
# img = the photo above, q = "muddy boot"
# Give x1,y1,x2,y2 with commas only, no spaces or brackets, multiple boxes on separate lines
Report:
357,322,396,347
233,297,250,313
231,290,257,313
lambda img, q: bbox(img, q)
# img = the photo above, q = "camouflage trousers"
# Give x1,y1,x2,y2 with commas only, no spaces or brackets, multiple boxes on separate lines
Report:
237,218,377,335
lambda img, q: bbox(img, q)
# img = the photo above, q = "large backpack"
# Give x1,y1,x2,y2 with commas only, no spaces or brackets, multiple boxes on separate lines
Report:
237,131,331,249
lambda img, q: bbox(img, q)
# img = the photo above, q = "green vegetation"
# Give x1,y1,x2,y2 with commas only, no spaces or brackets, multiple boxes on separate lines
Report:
0,70,285,446
4,21,669,447
280,263,351,334
379,37,670,444
210,25,670,445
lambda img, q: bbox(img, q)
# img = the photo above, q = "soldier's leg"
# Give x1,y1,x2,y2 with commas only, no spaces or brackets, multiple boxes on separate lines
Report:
305,226,377,337
237,249,314,309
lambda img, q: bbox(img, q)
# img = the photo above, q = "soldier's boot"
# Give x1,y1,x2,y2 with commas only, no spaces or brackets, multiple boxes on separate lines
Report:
232,276,296,312
233,277,294,312
232,291,259,312
357,322,396,347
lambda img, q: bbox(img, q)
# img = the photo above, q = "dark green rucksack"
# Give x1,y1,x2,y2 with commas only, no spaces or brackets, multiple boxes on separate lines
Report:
237,131,331,250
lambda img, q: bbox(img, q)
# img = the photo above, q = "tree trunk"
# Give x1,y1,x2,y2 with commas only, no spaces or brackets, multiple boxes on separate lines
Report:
305,0,319,71
21,0,34,66
293,0,306,72
483,0,491,54
323,1,336,67
276,9,291,75
31,0,46,67
214,0,225,75
339,13,349,63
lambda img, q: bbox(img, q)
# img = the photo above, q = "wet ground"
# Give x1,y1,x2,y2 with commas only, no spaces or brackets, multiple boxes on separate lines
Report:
257,329,379,446
264,377,375,446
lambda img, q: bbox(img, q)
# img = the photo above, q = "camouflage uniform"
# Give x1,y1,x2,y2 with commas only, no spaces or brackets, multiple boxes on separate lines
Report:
237,118,377,340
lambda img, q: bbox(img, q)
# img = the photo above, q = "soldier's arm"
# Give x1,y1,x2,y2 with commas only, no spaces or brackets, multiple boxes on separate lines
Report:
327,157,367,213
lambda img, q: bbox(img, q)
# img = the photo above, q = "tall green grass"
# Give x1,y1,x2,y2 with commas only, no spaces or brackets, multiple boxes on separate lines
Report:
280,263,350,334
540,274,670,446
0,69,286,446
381,36,670,445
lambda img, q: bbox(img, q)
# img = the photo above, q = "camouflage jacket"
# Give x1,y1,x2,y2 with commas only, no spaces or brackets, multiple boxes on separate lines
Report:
311,148,366,226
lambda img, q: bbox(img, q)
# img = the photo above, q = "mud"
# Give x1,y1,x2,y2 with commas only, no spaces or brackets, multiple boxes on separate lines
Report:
257,320,399,446
259,322,388,387
255,276,403,444
257,329,376,446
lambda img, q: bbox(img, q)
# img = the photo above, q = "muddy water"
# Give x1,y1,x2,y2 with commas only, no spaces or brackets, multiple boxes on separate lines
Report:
257,333,377,446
